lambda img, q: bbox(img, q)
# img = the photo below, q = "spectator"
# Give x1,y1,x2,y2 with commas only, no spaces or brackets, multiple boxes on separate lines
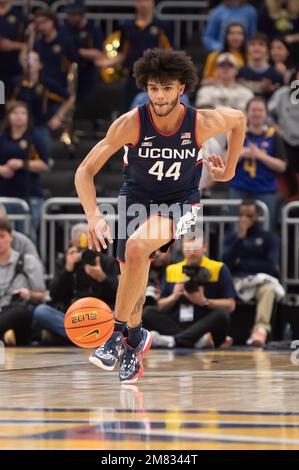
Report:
270,37,294,85
229,96,287,229
223,199,283,347
12,51,75,155
61,2,104,100
258,0,299,62
202,0,257,53
196,52,253,112
0,218,45,345
33,9,77,93
237,33,284,101
33,223,119,342
0,101,49,244
202,22,247,85
96,0,173,111
0,0,26,101
142,236,235,349
0,204,39,259
268,67,299,191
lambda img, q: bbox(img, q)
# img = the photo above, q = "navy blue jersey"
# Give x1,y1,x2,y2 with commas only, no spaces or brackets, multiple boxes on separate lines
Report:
0,129,49,198
121,104,202,203
33,32,78,91
120,17,173,74
12,77,69,125
0,6,26,76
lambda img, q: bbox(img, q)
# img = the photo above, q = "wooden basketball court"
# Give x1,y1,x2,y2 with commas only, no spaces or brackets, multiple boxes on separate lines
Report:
0,347,298,450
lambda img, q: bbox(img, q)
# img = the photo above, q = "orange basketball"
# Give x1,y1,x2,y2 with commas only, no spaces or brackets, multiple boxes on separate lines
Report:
64,297,114,348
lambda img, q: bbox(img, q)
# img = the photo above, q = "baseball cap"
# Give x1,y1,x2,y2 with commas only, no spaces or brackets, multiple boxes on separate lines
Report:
216,52,237,67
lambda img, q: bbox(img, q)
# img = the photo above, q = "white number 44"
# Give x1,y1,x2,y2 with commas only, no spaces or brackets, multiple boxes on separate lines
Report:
148,161,181,181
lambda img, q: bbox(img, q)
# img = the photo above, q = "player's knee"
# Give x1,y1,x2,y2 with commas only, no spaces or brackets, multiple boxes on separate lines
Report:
125,238,150,263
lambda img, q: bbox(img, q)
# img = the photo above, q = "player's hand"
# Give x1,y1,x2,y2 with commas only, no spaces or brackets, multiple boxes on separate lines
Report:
65,247,81,272
87,214,113,251
203,154,227,181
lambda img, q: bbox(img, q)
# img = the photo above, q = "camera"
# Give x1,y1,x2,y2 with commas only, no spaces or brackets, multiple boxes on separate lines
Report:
80,249,99,266
11,292,28,306
182,264,211,294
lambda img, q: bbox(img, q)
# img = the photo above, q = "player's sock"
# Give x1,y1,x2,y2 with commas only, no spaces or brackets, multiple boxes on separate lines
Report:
114,319,127,334
127,323,143,348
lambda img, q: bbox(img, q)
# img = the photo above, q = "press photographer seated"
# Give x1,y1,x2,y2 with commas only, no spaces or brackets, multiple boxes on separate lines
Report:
142,236,236,349
0,219,46,345
32,223,119,343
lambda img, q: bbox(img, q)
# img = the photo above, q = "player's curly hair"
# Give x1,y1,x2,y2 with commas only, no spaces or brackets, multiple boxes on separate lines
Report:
133,48,199,93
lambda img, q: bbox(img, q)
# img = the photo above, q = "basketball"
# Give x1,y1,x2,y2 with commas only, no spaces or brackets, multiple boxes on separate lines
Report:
64,297,114,348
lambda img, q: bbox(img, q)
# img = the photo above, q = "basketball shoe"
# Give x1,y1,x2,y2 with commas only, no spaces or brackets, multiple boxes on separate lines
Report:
89,331,124,370
119,328,152,384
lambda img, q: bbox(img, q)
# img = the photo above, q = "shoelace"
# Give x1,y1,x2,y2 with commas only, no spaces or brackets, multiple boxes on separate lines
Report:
99,337,120,356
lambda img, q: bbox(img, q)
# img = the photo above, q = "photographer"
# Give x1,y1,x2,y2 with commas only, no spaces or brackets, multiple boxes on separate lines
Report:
0,219,46,345
32,223,119,342
143,236,236,349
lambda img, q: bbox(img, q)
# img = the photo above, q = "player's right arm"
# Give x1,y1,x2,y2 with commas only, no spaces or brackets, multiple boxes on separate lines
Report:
75,109,139,251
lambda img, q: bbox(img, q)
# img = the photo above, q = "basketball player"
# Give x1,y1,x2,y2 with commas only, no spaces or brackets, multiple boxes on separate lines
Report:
75,48,246,384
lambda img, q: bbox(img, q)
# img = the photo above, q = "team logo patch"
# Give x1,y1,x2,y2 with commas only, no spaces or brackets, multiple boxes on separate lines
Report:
181,139,192,145
19,140,28,149
35,84,43,95
53,44,62,54
150,26,158,35
8,15,16,24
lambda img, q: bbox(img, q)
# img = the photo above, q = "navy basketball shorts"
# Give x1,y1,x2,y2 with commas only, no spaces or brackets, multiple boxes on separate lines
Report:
116,192,202,263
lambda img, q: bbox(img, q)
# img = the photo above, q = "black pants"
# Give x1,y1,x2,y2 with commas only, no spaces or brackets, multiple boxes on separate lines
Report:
142,306,230,348
284,142,299,195
0,304,33,345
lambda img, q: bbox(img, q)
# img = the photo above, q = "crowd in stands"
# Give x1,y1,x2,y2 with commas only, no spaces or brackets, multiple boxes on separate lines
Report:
0,0,298,348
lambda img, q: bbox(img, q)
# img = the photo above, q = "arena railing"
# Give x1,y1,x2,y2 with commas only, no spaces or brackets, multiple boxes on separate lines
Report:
282,201,299,291
51,0,209,49
40,197,269,279
0,197,31,235
13,1,49,12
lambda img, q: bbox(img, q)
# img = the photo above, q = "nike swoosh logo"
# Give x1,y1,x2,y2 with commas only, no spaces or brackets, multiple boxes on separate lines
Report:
77,329,100,340
144,136,156,140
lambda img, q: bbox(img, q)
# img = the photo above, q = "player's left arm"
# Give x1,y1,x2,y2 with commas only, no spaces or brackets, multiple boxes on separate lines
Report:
197,108,246,181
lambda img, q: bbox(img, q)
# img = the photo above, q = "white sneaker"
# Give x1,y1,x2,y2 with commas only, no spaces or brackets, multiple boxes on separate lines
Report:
150,330,175,348
246,327,267,347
